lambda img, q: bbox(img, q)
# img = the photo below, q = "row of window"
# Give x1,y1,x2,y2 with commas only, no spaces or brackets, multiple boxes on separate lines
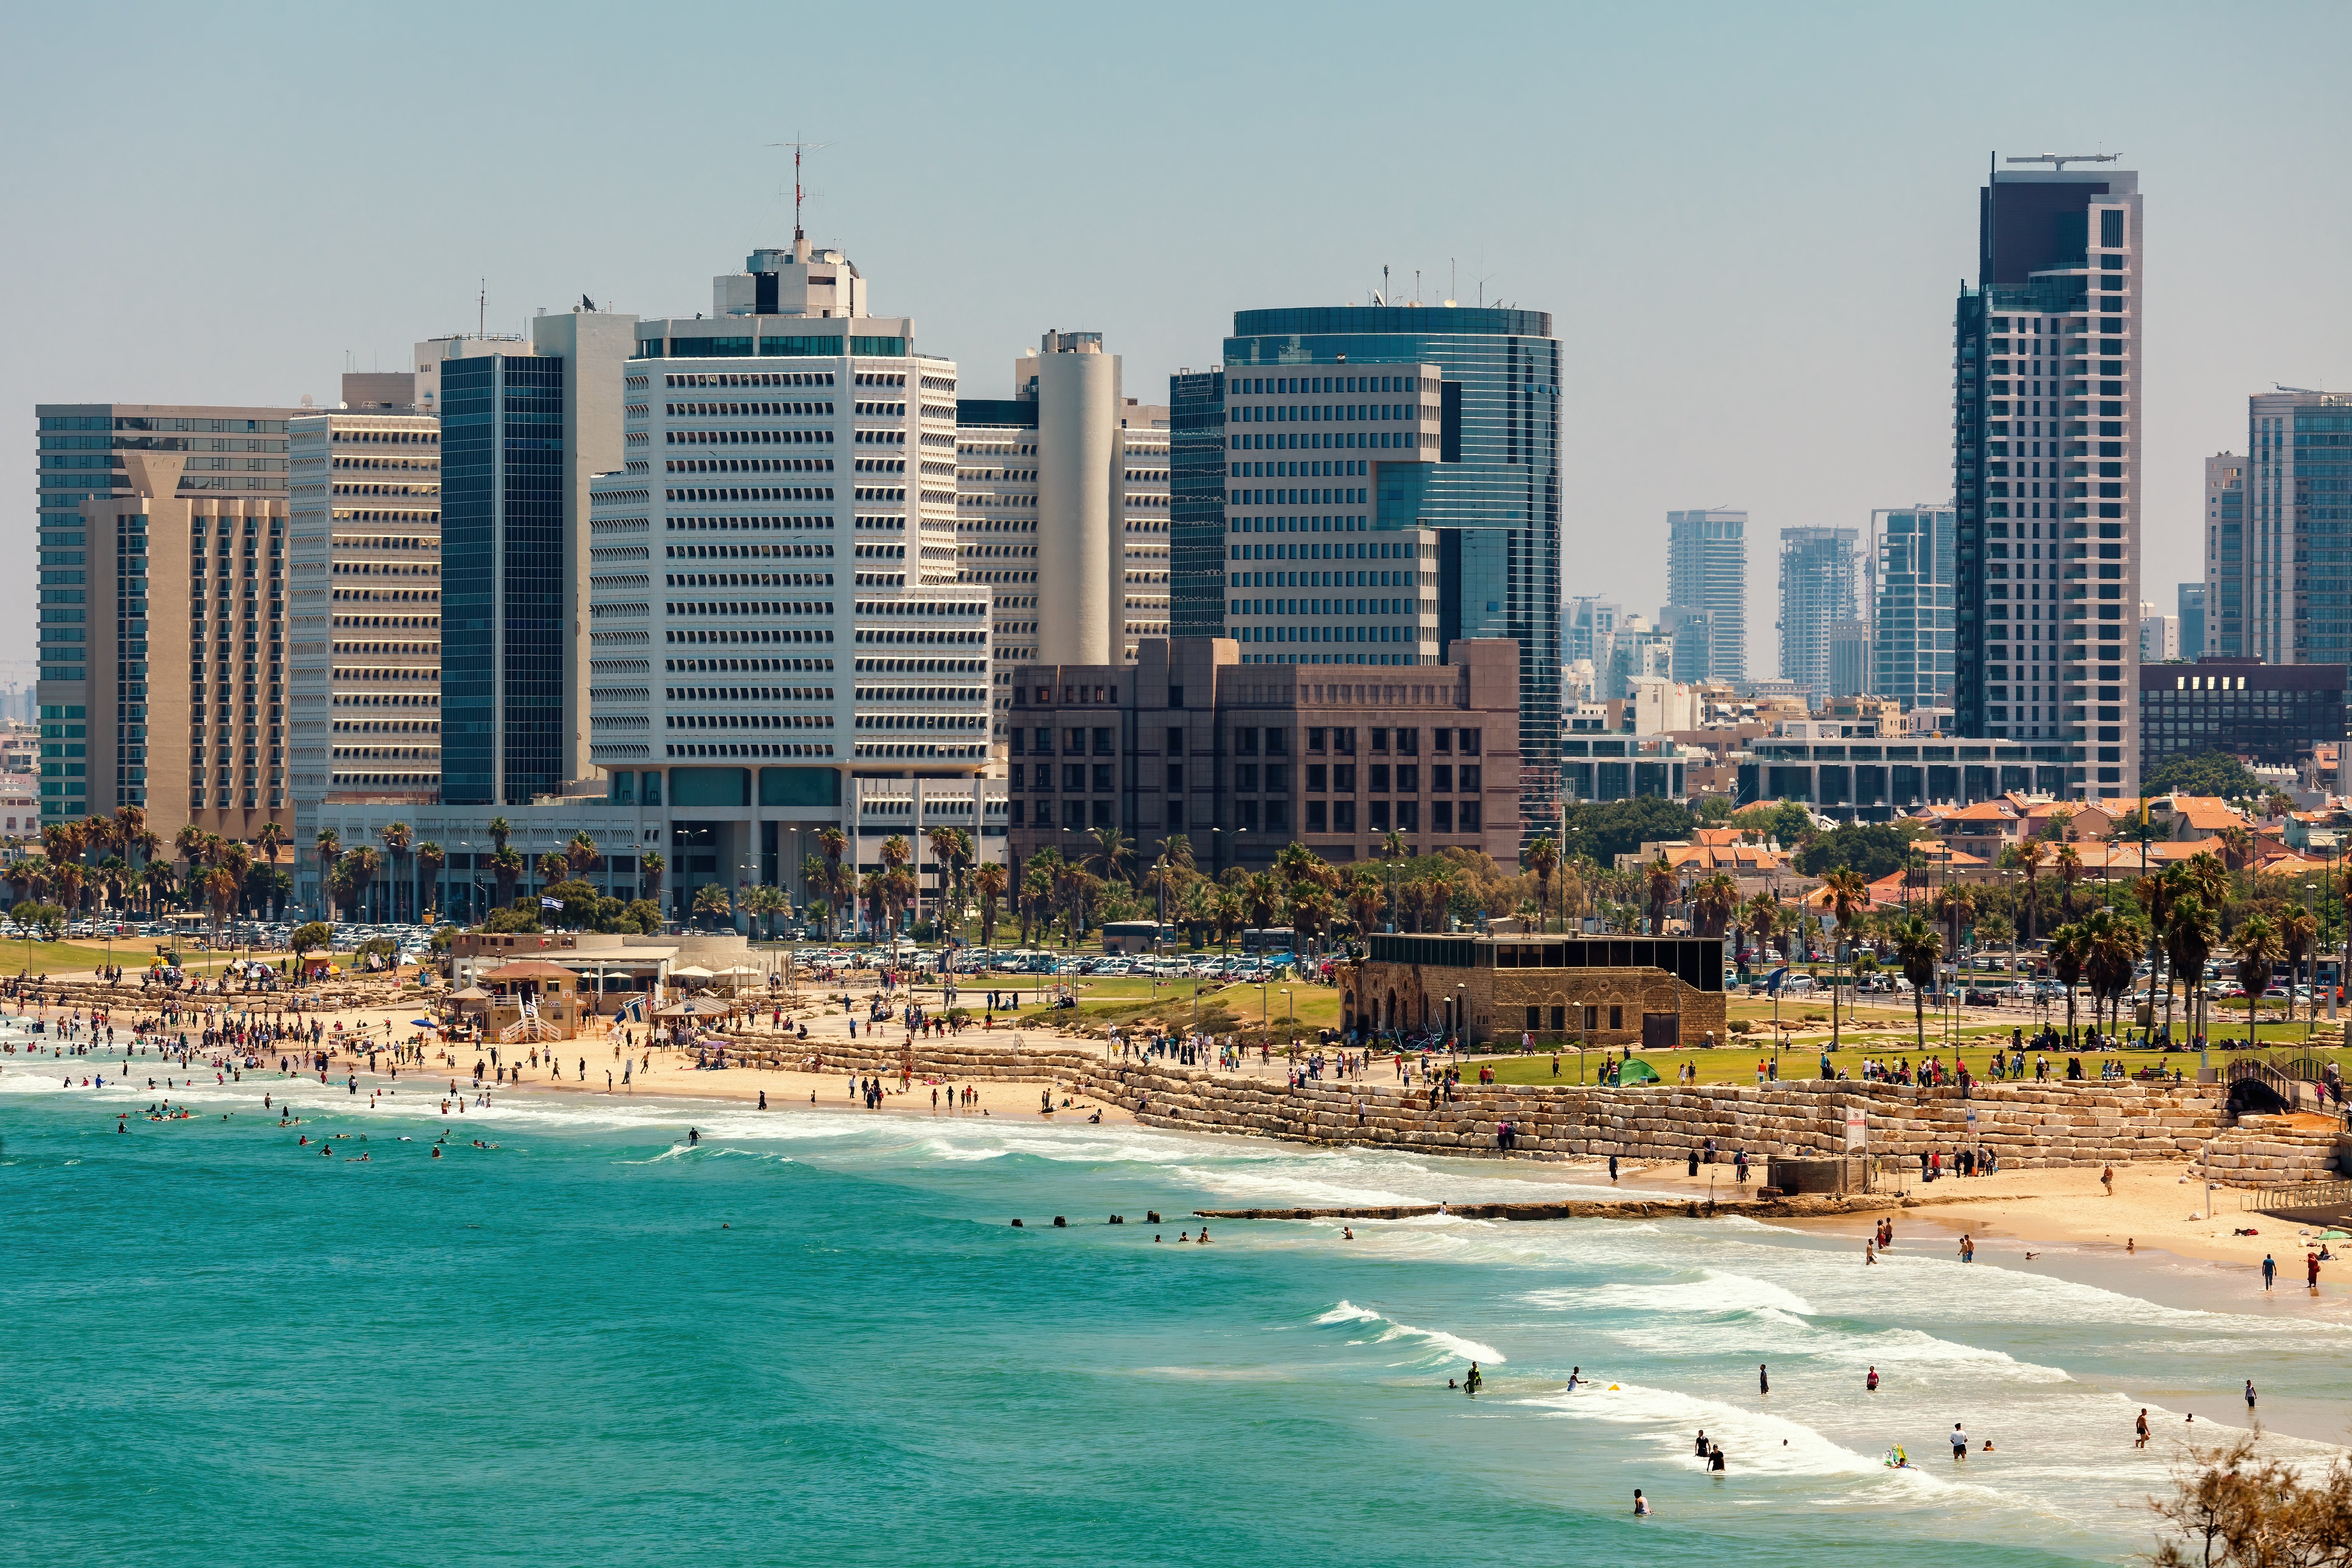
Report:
1006,797,1480,835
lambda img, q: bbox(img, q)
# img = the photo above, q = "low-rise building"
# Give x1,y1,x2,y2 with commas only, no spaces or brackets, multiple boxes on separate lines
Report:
1006,636,1522,875
1344,931,1728,1049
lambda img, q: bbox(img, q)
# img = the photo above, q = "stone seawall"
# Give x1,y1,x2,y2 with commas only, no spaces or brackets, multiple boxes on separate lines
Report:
1075,1066,2349,1180
717,1034,2348,1183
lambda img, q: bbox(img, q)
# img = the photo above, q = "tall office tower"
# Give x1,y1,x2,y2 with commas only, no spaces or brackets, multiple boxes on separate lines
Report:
2204,454,2245,655
1202,304,1563,826
437,308,635,805
588,239,986,917
1872,504,1957,711
2223,392,2352,665
34,401,298,824
1566,594,1621,680
1657,604,1715,684
62,454,289,847
1168,369,1226,638
1777,526,1859,705
1118,397,1171,658
1664,508,1747,681
286,404,443,824
1828,619,1872,697
1954,160,2142,798
2178,582,2207,661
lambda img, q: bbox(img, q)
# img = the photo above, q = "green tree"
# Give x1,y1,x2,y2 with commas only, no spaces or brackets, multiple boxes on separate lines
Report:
289,921,333,965
1890,913,1942,1052
2234,913,2283,1051
1795,822,1931,881
1558,797,1698,865
2143,749,2264,799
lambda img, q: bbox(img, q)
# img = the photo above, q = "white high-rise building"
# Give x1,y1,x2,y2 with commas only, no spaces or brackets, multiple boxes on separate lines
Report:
287,402,444,821
1777,526,1859,704
585,238,995,914
1664,508,1746,681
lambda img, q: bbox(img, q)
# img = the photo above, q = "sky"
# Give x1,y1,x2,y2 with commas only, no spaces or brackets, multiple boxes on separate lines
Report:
4,0,2349,691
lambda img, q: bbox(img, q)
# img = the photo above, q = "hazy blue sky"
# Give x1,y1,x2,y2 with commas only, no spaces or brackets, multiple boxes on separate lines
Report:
5,1,2348,688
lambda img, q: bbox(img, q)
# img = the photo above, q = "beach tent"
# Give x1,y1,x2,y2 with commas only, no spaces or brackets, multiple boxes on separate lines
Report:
1617,1057,1662,1085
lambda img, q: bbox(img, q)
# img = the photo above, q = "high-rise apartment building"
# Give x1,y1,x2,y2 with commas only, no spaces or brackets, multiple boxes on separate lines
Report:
437,309,635,805
34,401,298,824
1180,304,1563,828
2138,601,2178,662
2178,582,2207,662
2215,392,2352,666
1567,595,1622,697
1777,526,1859,705
586,238,991,915
1168,369,1226,640
287,404,443,816
1872,504,1955,711
1953,161,2143,798
954,334,1170,742
2204,454,2246,656
1664,508,1746,682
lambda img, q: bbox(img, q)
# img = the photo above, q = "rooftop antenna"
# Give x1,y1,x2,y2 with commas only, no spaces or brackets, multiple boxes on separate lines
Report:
2277,383,2324,395
2004,152,2120,173
767,138,830,240
478,279,485,338
1475,271,1495,308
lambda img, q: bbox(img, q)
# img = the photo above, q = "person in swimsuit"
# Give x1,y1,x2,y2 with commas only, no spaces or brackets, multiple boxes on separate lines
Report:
2135,1409,2150,1448
1632,1490,1651,1516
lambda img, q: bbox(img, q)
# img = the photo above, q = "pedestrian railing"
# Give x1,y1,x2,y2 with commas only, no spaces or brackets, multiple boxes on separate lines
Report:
2241,1178,2352,1213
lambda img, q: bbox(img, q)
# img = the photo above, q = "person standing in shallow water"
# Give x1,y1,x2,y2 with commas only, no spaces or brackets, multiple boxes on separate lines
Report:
1758,1363,1769,1396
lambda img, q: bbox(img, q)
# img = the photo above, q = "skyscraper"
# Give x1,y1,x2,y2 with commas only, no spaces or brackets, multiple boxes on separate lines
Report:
437,308,634,805
1664,508,1746,682
1777,526,1859,704
1192,304,1563,828
2204,454,2245,655
1167,369,1226,640
2178,581,2207,661
2218,392,2352,666
34,400,298,824
1953,159,2143,799
1872,504,1956,711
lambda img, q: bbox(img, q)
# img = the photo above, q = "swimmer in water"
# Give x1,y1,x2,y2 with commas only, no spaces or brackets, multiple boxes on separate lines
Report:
1342,1227,1354,1240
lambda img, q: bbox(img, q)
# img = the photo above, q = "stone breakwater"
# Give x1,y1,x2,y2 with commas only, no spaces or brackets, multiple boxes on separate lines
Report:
723,1033,2350,1183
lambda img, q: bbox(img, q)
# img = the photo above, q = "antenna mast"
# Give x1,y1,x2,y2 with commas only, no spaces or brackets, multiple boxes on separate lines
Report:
2003,152,2120,173
478,279,485,338
767,138,831,240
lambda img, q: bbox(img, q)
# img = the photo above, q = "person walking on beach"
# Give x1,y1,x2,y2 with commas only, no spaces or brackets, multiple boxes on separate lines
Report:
2263,1253,2277,1291
2245,1380,2257,1414
2102,1163,2115,1197
2135,1409,2150,1448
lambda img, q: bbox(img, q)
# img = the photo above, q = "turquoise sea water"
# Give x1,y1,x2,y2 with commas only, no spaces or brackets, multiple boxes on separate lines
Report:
5,1067,2349,1566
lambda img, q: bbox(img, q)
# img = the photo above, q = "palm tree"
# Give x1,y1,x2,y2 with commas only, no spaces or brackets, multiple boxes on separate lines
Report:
256,819,284,873
219,842,253,918
2081,906,2141,1039
1086,825,1134,890
2053,841,2084,921
566,830,601,882
1890,913,1943,1053
487,816,512,854
925,826,962,932
973,861,1009,948
1161,833,1194,877
1643,855,1678,936
1934,882,1978,968
1019,858,1055,947
204,864,239,946
142,861,176,918
1522,835,1560,933
2165,893,2218,1049
816,827,848,939
416,842,445,923
1243,870,1281,934
2282,907,2318,1025
693,883,732,929
639,850,666,913
1821,867,1870,1046
344,846,380,926
1745,890,1782,967
313,829,341,923
1211,887,1243,951
2014,839,2047,947
1380,828,1409,930
2047,922,2088,1045
1691,872,1739,940
2234,913,2283,1052
1344,867,1385,939
489,844,524,912
379,823,416,921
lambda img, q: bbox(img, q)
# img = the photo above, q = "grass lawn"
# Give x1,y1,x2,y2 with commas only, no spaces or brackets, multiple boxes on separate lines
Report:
1476,1041,2352,1089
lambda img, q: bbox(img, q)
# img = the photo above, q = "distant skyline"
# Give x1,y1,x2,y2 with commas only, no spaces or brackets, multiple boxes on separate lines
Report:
5,1,2349,686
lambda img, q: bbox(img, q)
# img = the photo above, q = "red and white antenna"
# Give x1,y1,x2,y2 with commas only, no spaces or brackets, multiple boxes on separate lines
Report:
767,138,830,240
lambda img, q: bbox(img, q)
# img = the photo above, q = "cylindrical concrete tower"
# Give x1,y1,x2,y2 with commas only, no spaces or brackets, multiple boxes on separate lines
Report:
1034,336,1119,665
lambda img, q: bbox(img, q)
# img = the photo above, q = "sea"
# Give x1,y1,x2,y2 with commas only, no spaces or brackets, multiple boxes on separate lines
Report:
5,1060,2349,1567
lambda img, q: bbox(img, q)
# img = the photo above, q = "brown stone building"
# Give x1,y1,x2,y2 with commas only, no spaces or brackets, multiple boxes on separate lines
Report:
1345,933,1728,1050
1006,635,1521,876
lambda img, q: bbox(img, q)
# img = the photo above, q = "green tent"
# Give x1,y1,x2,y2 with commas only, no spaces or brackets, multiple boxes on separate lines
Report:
1617,1057,1661,1085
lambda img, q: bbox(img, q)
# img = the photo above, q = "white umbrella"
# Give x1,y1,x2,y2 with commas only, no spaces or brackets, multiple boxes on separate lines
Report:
670,965,714,979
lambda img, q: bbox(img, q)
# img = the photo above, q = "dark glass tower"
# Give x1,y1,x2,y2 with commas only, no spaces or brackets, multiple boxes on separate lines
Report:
1207,307,1561,831
1168,369,1226,638
440,354,566,805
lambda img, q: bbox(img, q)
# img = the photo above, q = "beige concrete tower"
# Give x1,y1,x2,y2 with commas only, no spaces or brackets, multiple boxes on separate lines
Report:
1026,331,1120,665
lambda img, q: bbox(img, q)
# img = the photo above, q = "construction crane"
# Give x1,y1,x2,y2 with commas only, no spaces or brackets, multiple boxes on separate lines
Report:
2003,152,2119,173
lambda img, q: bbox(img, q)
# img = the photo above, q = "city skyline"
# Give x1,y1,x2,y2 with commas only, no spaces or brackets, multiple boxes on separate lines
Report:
6,5,2350,692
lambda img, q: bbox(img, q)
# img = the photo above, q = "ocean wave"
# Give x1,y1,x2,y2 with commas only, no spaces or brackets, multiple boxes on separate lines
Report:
1527,1269,1819,1319
1316,1300,1502,1366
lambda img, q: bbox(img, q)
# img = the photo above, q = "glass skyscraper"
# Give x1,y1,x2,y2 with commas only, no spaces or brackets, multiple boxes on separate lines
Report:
440,354,566,804
1177,305,1562,828
1872,504,1956,711
1168,369,1226,638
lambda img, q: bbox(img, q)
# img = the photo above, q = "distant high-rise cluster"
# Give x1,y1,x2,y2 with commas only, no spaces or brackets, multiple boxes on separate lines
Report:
1777,526,1860,706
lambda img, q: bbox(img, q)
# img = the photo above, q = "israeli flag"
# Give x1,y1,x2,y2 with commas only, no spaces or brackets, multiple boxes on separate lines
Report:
540,896,563,909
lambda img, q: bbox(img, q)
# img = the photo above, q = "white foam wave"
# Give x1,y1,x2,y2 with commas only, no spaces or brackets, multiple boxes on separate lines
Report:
1316,1300,1502,1365
1529,1269,1818,1319
1522,1381,1955,1487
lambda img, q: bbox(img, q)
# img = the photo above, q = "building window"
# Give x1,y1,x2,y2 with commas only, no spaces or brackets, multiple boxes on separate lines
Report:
1370,801,1390,832
1235,763,1259,791
1396,800,1418,833
1091,801,1113,828
1433,800,1453,833
1092,764,1113,792
1264,800,1289,832
1063,801,1084,829
1306,800,1327,833
1008,800,1024,826
1460,802,1481,832
1334,763,1355,792
1334,800,1356,833
1609,1005,1622,1031
1551,1006,1567,1032
1238,800,1259,831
